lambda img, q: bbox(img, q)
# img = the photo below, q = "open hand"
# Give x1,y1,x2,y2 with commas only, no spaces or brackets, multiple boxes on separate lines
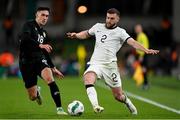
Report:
39,44,52,53
51,67,64,79
66,32,77,39
146,49,159,55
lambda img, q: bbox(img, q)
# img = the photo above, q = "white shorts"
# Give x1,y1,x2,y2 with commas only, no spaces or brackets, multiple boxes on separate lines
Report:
84,62,122,88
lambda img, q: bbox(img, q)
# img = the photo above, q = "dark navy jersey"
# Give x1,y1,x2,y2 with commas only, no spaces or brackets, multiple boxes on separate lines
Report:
19,20,54,68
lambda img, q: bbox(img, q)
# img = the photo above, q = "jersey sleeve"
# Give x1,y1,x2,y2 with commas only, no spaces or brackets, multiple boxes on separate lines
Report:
87,23,98,36
119,29,131,43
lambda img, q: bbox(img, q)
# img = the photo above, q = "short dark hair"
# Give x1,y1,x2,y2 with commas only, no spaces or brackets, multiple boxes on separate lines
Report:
107,8,120,17
36,7,50,13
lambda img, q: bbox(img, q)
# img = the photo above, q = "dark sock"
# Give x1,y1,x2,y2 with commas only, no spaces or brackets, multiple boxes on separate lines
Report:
85,84,94,89
48,81,61,107
143,72,148,85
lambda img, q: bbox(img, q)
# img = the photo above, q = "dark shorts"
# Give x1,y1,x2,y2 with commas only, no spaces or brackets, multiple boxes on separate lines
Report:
141,55,148,67
19,58,49,88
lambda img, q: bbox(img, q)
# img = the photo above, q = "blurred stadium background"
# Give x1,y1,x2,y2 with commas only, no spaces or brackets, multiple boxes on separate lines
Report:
0,0,180,119
0,0,179,77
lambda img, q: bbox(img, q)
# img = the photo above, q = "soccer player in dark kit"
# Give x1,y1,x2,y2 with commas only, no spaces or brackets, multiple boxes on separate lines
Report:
19,7,67,115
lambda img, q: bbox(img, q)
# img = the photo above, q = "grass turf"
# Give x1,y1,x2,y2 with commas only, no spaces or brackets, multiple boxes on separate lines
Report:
0,76,180,119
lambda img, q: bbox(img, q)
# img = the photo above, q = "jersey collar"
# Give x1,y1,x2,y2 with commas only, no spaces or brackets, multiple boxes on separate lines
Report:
105,24,118,29
34,20,42,30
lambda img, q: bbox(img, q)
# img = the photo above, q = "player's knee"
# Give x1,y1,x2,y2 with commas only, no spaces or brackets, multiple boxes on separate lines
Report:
45,76,53,82
43,75,54,84
41,68,54,83
83,72,96,85
29,93,37,101
84,77,94,85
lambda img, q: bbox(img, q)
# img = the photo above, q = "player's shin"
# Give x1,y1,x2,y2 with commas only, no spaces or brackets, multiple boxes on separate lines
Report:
114,93,137,114
85,84,99,107
85,84,104,113
120,94,137,115
48,81,62,107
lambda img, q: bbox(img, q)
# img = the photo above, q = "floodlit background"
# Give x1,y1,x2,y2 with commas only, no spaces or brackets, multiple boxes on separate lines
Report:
0,0,180,119
0,0,179,77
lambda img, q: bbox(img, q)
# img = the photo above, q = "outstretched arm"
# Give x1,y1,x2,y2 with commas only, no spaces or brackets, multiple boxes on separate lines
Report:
66,30,90,39
127,38,159,55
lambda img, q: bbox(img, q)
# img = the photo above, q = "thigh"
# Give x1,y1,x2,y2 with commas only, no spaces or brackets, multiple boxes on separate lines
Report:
34,58,53,84
83,65,101,85
19,62,37,88
83,72,97,85
102,64,122,88
35,59,50,77
84,64,102,79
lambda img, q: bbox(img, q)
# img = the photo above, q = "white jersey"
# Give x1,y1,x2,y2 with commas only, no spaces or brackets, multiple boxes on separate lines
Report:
88,23,131,64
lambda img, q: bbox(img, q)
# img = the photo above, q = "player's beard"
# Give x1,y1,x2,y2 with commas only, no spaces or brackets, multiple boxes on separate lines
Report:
105,23,117,29
40,20,47,26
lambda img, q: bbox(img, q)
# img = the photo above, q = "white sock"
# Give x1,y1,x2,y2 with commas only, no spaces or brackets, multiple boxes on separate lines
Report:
125,97,130,104
125,97,133,106
86,87,99,108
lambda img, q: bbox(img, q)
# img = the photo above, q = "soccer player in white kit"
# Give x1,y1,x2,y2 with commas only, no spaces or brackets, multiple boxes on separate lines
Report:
67,8,159,115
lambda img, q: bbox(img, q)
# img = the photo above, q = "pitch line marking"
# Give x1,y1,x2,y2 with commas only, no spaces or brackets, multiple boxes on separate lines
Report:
96,81,180,114
125,91,180,114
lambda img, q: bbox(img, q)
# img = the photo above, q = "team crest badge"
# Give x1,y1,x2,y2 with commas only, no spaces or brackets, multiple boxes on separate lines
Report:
43,32,46,37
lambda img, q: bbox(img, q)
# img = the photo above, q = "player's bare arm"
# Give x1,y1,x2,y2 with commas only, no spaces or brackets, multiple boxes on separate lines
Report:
127,38,159,55
39,44,52,53
67,30,90,39
51,67,64,79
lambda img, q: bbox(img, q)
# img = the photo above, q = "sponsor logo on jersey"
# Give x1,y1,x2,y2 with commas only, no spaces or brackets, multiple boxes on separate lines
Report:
35,27,38,31
42,59,48,65
43,32,46,38
120,39,124,44
110,32,116,36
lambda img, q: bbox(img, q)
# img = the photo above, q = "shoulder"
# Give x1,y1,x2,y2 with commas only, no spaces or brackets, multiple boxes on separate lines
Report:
116,26,127,32
22,20,35,29
95,23,104,26
21,20,36,33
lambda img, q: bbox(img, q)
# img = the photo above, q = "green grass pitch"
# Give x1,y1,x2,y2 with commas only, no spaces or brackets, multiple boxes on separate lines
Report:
0,76,180,119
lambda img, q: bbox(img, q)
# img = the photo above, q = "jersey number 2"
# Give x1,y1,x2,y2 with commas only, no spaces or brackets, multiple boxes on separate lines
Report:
111,73,118,82
101,35,107,43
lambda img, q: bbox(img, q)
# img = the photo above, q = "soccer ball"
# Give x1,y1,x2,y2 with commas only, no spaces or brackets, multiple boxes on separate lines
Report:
67,100,84,116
